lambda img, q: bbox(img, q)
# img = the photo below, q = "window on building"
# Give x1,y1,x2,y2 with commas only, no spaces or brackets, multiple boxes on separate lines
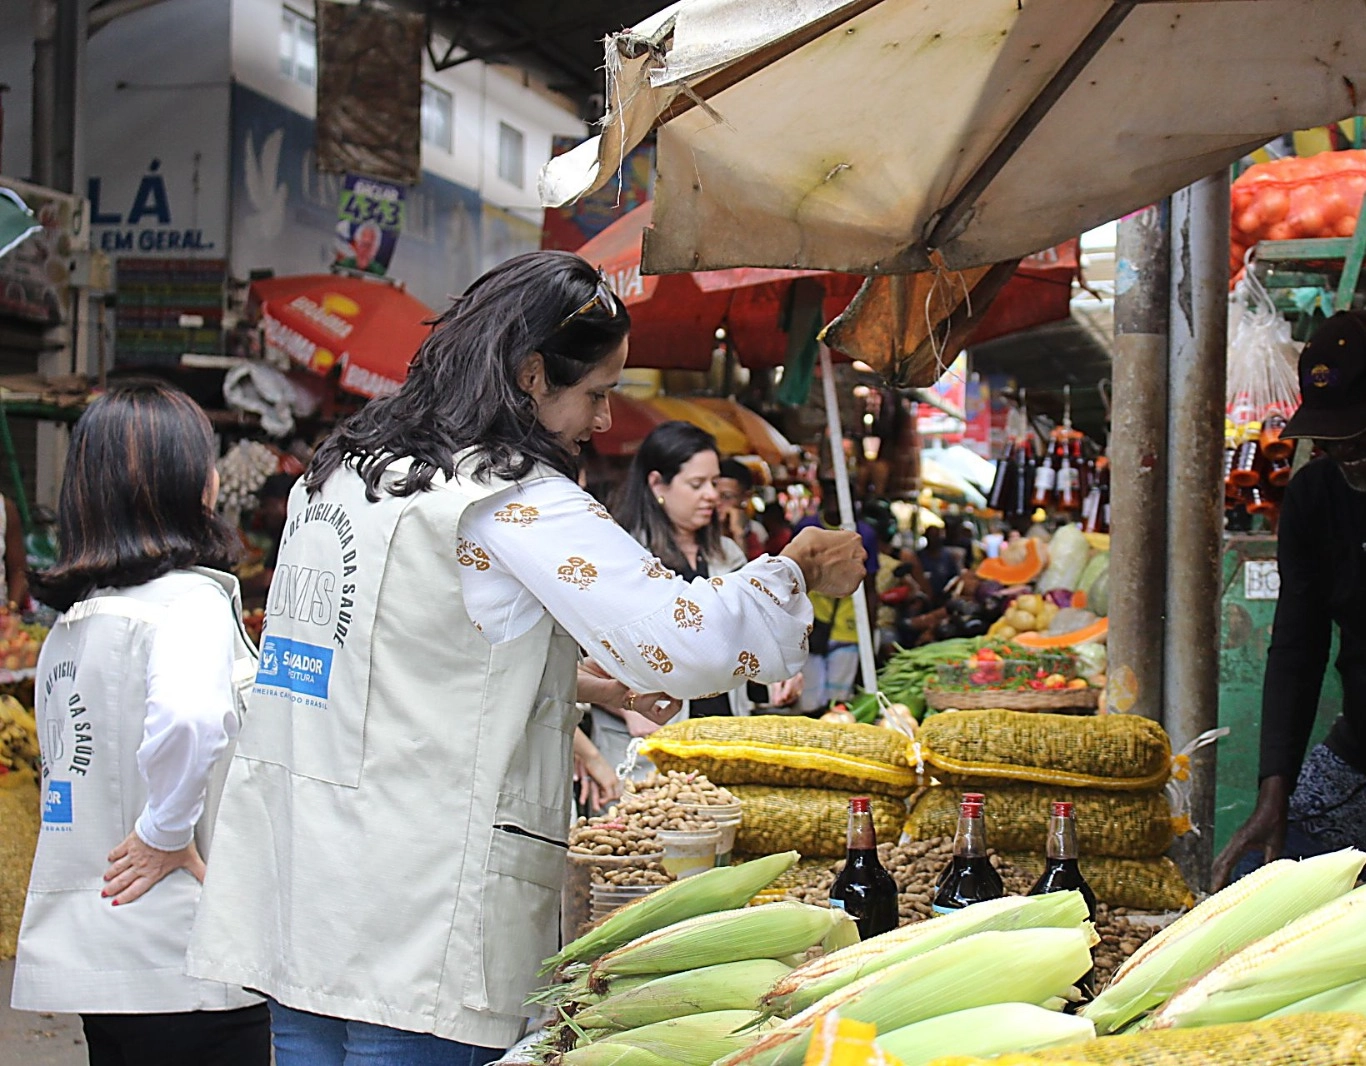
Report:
421,82,454,153
280,7,317,88
498,122,525,188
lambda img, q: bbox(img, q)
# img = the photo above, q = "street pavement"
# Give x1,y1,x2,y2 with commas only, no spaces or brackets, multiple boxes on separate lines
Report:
0,958,86,1066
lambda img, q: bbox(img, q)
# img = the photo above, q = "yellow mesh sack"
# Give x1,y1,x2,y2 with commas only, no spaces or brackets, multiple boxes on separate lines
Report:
906,783,1174,858
924,1013,1366,1065
1002,852,1193,912
917,710,1171,791
729,786,907,859
640,715,917,795
0,777,39,958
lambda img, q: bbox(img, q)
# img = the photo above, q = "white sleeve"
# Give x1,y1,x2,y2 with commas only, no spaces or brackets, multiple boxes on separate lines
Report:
462,478,815,699
135,583,239,851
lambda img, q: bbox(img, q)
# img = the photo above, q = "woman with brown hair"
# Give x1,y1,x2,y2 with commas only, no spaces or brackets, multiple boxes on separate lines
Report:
10,381,269,1066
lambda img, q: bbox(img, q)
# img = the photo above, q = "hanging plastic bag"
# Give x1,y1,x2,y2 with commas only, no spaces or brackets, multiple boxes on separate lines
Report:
1225,263,1301,429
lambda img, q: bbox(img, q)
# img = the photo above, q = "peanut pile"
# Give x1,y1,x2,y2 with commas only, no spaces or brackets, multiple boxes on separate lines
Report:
569,771,732,856
592,862,674,887
775,837,1159,989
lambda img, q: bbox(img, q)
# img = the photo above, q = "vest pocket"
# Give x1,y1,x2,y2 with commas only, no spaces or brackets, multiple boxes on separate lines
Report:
471,826,565,1016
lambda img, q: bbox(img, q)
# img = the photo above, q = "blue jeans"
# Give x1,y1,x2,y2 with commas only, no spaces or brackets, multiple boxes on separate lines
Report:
269,1000,508,1066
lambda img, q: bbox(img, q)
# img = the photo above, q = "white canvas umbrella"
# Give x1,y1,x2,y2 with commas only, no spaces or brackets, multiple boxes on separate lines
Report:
542,0,1366,275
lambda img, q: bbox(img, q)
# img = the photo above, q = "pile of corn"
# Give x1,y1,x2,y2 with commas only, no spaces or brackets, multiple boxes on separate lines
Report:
540,846,1366,1066
906,711,1189,910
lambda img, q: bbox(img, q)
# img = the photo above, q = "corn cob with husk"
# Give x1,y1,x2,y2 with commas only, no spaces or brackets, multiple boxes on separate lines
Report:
1146,884,1366,1029
1267,976,1366,1019
590,901,857,980
922,1012,1366,1065
574,959,792,1031
528,971,656,1012
542,851,800,974
764,890,1090,1017
716,926,1097,1066
560,1010,768,1066
1081,848,1365,1035
876,1003,1095,1066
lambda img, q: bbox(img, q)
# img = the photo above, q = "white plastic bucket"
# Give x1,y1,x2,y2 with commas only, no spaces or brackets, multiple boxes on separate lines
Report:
658,827,722,879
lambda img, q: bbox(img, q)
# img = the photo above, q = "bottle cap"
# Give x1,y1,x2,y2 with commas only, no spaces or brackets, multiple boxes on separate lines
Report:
1051,801,1074,817
962,792,985,804
961,801,984,817
851,796,871,813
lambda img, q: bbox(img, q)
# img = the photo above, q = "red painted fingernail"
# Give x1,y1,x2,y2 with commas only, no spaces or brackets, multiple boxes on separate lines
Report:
110,900,119,907
100,891,107,898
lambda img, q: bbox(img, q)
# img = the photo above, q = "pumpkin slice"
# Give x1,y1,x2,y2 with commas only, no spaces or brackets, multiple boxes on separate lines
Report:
1013,617,1109,649
977,538,1043,585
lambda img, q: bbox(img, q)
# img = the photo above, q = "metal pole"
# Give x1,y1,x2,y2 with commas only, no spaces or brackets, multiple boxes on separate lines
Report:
1107,203,1170,721
819,343,879,697
1165,172,1231,894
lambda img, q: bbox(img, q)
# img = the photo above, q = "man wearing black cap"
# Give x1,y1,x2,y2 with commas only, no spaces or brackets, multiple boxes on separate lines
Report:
1214,311,1366,888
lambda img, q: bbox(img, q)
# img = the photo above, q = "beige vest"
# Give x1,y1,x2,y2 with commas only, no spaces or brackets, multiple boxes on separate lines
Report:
188,460,580,1047
12,569,258,1014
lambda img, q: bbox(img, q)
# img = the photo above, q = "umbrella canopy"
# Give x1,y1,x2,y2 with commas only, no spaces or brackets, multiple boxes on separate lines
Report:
543,0,1366,274
0,189,42,260
579,200,862,370
640,396,752,455
925,444,999,495
920,456,987,508
596,390,669,457
251,274,435,399
688,397,801,468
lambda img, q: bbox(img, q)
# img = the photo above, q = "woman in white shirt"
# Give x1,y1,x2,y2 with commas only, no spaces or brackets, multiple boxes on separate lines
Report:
11,381,269,1066
592,421,802,778
187,251,866,1066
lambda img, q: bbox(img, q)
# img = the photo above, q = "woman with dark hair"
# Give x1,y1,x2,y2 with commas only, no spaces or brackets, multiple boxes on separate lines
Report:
10,381,269,1066
596,422,803,770
187,250,866,1065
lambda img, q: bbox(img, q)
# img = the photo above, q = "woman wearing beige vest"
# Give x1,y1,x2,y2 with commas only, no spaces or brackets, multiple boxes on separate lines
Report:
187,251,867,1065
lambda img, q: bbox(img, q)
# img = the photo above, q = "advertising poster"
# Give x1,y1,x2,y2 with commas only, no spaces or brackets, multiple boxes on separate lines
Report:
541,135,654,252
334,174,405,277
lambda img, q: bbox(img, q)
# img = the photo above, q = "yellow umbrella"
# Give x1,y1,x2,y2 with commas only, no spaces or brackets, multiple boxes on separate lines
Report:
641,396,752,456
688,397,801,468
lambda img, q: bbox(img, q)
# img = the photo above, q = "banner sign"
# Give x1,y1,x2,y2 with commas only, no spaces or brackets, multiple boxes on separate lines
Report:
333,174,404,277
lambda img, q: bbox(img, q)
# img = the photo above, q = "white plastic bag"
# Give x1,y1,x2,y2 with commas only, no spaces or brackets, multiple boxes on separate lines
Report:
1226,259,1301,427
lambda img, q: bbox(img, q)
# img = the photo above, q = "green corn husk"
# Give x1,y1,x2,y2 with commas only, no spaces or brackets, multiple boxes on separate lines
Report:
542,851,800,974
1081,848,1366,1035
717,926,1097,1066
876,1003,1095,1066
562,1011,766,1066
576,960,792,1031
1149,885,1366,1029
764,890,1090,1017
591,901,857,979
557,1046,669,1066
1267,977,1366,1019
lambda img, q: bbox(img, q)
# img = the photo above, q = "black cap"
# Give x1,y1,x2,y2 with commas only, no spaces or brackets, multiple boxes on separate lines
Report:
1283,312,1366,441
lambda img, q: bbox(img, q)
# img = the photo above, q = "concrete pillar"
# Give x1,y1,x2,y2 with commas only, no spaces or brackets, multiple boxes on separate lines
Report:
1165,172,1231,893
1107,203,1170,722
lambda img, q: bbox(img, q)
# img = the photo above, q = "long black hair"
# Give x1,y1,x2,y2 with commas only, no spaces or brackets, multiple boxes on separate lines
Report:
32,380,240,611
306,250,630,500
611,420,723,572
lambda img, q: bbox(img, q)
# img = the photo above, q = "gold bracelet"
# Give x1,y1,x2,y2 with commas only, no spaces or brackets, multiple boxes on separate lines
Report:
625,691,637,713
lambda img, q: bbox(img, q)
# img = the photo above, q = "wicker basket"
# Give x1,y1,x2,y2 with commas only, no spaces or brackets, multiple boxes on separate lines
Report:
923,685,1099,713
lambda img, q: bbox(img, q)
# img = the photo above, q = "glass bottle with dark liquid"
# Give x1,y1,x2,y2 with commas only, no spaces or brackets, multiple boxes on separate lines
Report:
829,797,899,939
932,799,1003,914
1029,801,1098,999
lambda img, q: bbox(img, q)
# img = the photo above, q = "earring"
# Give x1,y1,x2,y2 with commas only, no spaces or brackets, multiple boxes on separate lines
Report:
656,495,665,506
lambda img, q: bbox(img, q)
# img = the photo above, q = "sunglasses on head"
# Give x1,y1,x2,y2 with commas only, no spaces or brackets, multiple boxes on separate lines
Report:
556,270,619,332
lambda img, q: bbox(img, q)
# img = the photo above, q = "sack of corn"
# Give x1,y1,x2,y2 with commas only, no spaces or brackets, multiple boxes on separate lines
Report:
639,716,917,795
907,784,1174,858
729,786,906,859
1081,848,1365,1035
924,1012,1366,1065
1002,853,1193,913
877,1003,1094,1066
917,710,1171,791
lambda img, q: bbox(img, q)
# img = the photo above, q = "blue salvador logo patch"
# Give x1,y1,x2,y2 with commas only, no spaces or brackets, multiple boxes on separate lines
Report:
256,635,334,699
